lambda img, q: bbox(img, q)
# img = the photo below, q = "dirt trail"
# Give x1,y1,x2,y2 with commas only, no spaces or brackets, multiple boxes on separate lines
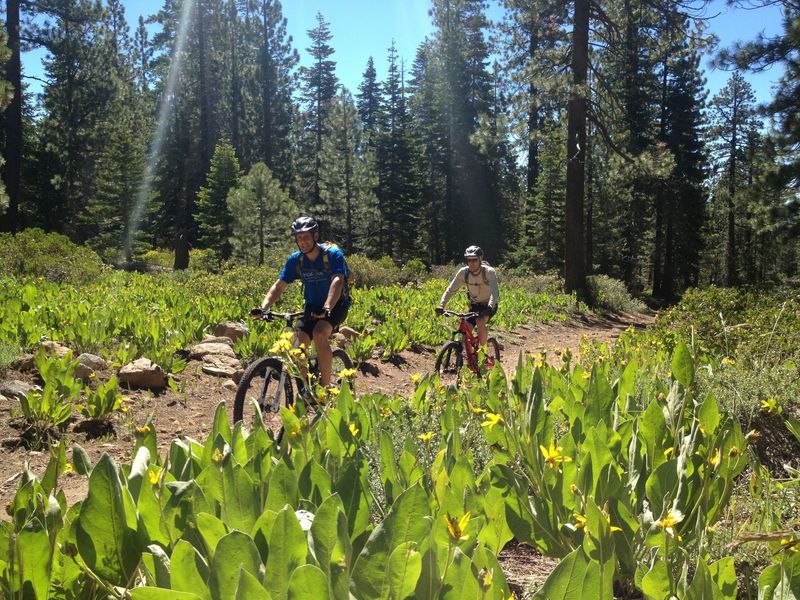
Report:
0,311,653,594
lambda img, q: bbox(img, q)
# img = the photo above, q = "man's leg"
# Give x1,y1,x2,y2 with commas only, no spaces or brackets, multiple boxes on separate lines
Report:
312,320,335,386
476,314,490,347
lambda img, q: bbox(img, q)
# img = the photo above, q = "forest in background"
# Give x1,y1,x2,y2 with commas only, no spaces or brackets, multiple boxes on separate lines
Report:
0,0,798,299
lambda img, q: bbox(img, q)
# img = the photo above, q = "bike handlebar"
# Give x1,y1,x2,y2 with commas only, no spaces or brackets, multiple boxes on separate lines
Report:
441,309,480,320
249,308,305,322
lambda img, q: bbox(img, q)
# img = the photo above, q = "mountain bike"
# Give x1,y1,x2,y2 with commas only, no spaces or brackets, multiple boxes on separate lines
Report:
434,310,500,385
233,309,353,442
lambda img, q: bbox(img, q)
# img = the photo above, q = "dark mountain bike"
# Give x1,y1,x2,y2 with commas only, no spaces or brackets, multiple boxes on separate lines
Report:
434,310,501,385
233,309,353,441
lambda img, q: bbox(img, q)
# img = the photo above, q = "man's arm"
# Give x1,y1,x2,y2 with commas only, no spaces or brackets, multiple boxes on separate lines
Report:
438,268,466,308
487,268,499,309
261,279,288,310
319,274,344,315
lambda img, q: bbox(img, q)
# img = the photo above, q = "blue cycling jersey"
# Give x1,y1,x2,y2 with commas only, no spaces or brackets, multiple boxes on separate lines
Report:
279,245,351,312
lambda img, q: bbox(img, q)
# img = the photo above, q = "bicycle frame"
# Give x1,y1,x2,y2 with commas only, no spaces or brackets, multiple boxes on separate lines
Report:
443,310,485,375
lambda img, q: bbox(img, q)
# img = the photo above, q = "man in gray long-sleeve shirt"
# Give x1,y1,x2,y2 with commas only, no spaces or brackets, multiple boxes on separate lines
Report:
436,245,499,347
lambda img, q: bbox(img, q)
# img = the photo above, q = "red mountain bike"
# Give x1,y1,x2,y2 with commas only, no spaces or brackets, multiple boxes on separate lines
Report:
434,310,500,383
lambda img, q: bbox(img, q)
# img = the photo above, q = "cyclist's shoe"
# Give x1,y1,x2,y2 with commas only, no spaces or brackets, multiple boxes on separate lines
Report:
485,357,496,368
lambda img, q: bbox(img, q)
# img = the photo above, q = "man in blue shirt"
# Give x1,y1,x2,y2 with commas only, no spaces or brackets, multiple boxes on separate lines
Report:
259,216,351,387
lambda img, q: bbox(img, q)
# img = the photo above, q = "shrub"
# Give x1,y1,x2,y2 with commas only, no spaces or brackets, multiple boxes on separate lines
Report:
0,228,105,283
346,254,402,288
399,258,430,284
586,274,647,313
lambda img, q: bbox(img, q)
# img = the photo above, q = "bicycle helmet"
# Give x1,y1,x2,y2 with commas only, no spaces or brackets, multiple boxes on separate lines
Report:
464,245,483,259
291,216,319,235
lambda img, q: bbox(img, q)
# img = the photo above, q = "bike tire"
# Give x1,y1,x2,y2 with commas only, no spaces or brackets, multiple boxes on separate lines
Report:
435,340,463,386
233,356,293,442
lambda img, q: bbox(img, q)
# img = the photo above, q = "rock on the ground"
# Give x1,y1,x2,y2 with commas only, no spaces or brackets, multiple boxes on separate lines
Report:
75,353,110,381
118,358,167,390
222,379,238,391
12,354,35,371
189,342,237,360
200,336,235,346
1,380,37,401
213,321,249,343
40,340,72,358
201,354,242,379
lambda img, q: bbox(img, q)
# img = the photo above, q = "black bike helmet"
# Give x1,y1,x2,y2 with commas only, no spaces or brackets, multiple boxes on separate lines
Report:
291,216,319,235
464,245,483,259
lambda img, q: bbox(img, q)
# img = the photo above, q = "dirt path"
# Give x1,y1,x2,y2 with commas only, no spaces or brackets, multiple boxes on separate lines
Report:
0,311,653,595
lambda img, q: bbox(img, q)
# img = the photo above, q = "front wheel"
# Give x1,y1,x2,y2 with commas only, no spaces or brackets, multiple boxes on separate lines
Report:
233,357,293,442
435,340,463,386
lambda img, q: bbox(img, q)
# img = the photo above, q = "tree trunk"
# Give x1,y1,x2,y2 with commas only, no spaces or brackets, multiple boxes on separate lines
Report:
1,0,22,232
260,1,274,170
724,99,738,286
564,0,588,298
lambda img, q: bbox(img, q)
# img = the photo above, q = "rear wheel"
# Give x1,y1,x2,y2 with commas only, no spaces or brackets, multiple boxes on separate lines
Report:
233,357,293,442
435,341,463,386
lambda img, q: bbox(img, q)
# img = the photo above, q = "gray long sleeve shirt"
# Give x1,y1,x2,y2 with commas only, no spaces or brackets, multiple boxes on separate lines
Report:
439,265,499,308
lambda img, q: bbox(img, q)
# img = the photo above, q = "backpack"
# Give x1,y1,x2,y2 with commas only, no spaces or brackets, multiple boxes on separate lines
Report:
296,243,351,298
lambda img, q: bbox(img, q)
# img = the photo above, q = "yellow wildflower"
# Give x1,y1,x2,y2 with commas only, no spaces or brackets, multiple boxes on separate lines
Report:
445,512,471,541
467,401,486,414
339,368,357,380
540,441,572,470
722,356,736,366
148,467,162,486
418,431,434,443
780,537,799,553
135,424,151,435
211,448,225,465
729,446,740,457
478,568,493,590
709,448,721,467
572,513,587,529
269,335,293,354
481,412,504,431
379,406,392,418
327,386,340,397
570,483,580,495
581,371,591,380
410,372,421,384
63,462,74,475
348,422,359,437
761,397,782,414
657,509,684,537
657,392,666,402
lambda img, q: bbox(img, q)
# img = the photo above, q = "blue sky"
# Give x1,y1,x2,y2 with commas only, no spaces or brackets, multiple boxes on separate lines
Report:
16,0,786,106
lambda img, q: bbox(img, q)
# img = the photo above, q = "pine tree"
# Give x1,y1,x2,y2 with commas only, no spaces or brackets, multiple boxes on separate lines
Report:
375,42,419,259
1,2,21,229
195,141,241,259
248,0,298,185
319,88,379,254
28,0,124,240
407,42,449,263
429,0,499,260
298,12,338,211
708,72,759,287
228,162,296,264
356,56,381,138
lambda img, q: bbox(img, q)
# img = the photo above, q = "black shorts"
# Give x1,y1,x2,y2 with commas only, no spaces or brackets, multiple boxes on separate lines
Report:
468,303,496,325
295,300,349,338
